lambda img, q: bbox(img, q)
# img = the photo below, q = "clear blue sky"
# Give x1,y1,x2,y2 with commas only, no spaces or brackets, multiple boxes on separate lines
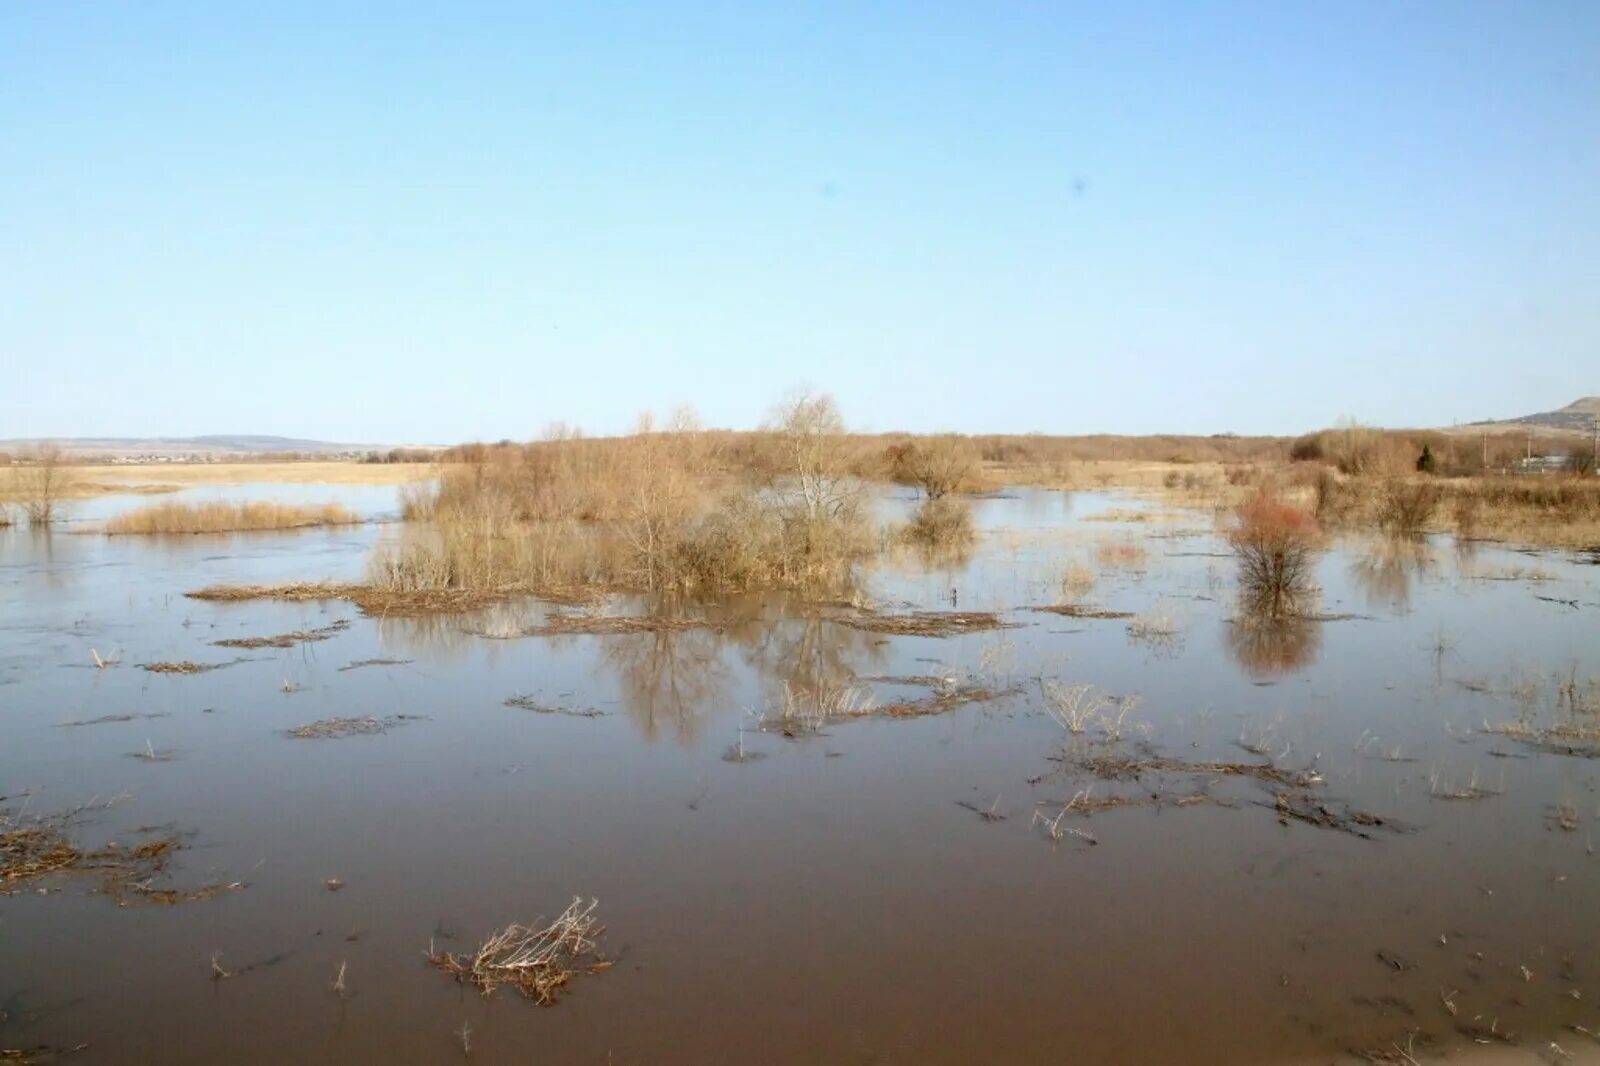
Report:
3,2,1596,443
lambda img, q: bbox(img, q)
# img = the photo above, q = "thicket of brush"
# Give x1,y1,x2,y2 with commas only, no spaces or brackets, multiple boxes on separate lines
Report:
378,393,876,600
104,501,360,535
1307,469,1600,545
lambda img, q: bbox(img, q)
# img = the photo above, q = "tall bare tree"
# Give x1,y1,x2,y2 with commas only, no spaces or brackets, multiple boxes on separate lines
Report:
766,388,857,523
19,443,66,527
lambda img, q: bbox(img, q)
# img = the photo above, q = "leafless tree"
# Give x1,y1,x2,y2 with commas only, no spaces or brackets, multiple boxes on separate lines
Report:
765,387,857,523
19,443,66,527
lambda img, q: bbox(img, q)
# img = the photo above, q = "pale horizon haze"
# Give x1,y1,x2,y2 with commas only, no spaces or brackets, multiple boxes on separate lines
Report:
3,2,1597,443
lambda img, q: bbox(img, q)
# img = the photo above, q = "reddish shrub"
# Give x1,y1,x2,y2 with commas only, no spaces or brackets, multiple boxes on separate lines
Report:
1228,492,1321,616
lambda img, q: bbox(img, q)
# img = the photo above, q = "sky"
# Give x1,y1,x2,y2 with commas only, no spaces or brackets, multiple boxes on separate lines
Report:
2,2,1597,443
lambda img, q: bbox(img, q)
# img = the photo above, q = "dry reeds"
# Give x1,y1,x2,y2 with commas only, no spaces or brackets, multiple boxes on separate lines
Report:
105,500,360,535
427,897,610,1005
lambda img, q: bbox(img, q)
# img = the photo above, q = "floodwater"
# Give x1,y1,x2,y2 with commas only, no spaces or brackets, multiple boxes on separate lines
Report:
3,487,1598,1064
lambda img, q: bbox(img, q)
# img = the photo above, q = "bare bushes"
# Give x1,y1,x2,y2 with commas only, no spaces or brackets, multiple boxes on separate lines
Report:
900,496,974,548
888,435,979,498
378,392,874,604
1228,492,1321,617
13,444,66,527
1374,479,1441,536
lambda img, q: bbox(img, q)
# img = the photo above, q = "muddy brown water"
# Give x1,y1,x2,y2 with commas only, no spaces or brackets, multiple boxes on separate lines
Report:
3,487,1599,1064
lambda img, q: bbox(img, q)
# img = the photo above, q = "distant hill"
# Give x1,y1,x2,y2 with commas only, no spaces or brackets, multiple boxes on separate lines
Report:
0,435,411,458
1453,397,1600,436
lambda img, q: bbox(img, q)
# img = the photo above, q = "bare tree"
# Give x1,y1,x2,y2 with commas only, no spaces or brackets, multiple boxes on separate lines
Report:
765,388,857,523
19,443,66,527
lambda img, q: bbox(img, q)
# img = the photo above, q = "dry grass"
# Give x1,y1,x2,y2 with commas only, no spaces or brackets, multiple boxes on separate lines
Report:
287,715,416,738
76,460,435,487
833,610,1018,637
1313,471,1600,548
1030,604,1133,620
877,681,1016,718
2,804,241,905
475,613,714,638
427,897,610,1005
186,580,521,617
186,581,357,603
504,695,606,717
212,620,350,649
139,660,236,675
105,500,360,535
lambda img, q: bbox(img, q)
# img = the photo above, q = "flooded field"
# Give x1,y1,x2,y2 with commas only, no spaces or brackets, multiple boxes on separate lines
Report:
3,485,1598,1065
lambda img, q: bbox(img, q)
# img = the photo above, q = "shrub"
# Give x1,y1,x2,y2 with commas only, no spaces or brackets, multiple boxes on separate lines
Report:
900,496,975,548
1227,491,1320,617
1375,479,1441,536
888,435,979,499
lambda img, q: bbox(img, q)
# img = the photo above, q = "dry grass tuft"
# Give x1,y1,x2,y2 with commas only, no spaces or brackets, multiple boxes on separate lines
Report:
427,897,610,1005
105,501,360,535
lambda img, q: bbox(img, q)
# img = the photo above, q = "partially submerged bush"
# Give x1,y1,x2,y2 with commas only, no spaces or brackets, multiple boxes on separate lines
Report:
376,391,874,603
1227,491,1320,616
900,496,974,548
1374,479,1441,537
